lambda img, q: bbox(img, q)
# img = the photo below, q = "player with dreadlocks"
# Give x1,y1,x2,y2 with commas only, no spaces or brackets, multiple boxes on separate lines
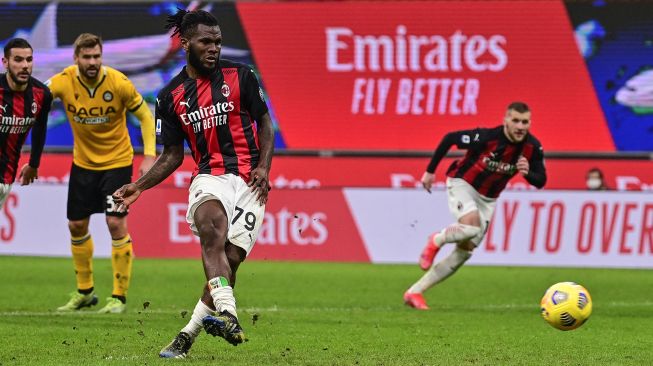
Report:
113,8,274,358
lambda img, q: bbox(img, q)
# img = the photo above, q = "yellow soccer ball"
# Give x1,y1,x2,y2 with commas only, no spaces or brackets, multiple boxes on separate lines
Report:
540,282,592,331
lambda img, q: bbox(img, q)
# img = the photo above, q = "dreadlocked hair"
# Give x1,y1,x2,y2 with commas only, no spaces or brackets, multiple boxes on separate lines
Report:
165,8,218,39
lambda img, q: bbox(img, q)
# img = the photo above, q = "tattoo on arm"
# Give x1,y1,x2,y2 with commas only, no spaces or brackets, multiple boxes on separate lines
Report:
134,144,184,191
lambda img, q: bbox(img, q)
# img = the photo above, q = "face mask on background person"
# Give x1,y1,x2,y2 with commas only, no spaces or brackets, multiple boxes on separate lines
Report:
586,178,602,190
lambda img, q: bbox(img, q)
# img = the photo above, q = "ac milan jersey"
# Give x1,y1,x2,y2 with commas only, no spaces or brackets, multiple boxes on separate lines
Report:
427,126,546,198
0,74,52,184
156,60,268,182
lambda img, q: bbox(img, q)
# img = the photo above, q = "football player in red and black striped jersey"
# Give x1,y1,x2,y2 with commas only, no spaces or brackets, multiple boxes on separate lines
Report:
0,38,52,208
404,101,546,310
113,9,274,356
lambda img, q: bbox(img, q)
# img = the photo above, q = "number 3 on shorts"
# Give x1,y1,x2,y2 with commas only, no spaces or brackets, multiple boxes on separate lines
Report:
232,206,256,231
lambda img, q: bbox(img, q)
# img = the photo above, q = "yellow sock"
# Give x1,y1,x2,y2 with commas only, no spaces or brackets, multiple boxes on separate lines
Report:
111,234,134,298
71,233,94,291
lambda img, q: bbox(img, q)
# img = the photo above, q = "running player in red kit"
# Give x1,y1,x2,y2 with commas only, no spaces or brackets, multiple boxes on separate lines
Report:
112,9,274,357
0,38,52,208
404,101,546,310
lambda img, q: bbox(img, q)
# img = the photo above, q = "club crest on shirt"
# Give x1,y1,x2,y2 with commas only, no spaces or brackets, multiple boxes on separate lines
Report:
221,83,230,97
103,91,113,102
31,101,38,114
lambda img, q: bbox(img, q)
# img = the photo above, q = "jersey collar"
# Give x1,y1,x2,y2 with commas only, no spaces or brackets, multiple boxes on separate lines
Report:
75,66,107,98
182,65,222,82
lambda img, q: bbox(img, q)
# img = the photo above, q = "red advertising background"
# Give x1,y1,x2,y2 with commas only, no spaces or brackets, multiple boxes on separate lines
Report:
238,1,614,151
3,176,651,268
127,189,369,261
32,153,653,191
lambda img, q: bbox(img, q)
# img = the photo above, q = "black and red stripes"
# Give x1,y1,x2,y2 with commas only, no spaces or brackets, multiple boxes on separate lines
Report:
0,75,51,184
157,60,267,182
445,126,545,198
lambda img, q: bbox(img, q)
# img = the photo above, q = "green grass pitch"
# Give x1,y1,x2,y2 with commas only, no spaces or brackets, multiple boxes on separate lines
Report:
0,256,651,365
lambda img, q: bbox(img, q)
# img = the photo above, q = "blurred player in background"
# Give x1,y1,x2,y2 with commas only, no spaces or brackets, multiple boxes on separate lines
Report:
112,9,274,358
47,33,156,314
0,38,52,208
404,102,547,310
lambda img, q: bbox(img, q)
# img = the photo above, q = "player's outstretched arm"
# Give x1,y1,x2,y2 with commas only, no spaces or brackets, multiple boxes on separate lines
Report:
423,130,469,192
421,172,435,193
248,112,274,205
113,143,184,209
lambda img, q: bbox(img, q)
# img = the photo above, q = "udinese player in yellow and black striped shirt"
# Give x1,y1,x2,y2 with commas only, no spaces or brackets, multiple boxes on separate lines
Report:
46,33,156,314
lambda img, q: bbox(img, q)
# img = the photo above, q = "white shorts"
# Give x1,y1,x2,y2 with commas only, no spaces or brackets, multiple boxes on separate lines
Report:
0,183,12,208
187,174,266,255
446,177,496,246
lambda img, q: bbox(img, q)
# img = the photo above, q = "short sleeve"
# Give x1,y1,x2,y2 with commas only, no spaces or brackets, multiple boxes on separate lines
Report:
44,72,64,99
118,74,144,112
156,91,185,146
240,68,268,121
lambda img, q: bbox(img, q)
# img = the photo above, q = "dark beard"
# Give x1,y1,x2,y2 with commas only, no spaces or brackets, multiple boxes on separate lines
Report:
188,44,218,76
80,66,99,81
8,70,28,86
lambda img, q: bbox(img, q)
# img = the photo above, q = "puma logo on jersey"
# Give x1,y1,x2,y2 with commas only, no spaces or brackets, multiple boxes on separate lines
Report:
180,99,190,107
0,104,7,113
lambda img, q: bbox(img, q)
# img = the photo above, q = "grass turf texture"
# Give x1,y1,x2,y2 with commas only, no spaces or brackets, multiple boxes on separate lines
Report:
0,256,651,365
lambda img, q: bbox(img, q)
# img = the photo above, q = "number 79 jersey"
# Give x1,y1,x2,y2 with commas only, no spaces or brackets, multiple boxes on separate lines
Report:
156,60,268,182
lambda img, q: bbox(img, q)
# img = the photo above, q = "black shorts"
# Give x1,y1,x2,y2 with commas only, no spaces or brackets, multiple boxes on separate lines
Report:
67,163,133,221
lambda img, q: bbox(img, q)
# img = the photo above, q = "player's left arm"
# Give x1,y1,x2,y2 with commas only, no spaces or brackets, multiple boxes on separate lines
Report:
250,112,274,205
19,88,53,186
121,75,156,176
241,67,273,205
519,144,547,189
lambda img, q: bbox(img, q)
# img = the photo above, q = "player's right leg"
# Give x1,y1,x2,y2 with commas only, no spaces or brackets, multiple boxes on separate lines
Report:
406,180,483,309
406,213,479,310
58,164,103,312
201,243,247,346
193,201,246,346
418,178,482,270
419,223,481,270
57,217,98,311
406,244,475,310
419,200,495,286
161,243,245,357
98,166,133,314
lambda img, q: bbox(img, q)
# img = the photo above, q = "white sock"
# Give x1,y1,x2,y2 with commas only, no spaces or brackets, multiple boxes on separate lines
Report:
208,276,237,318
434,223,481,246
409,248,472,293
181,299,214,339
